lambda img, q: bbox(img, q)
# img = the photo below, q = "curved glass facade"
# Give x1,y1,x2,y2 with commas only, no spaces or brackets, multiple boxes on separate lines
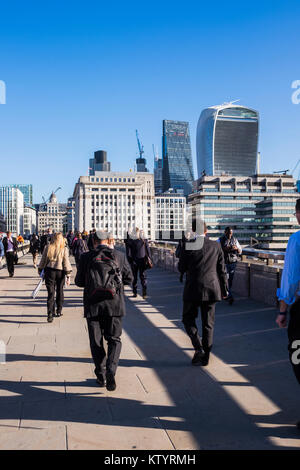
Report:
196,105,259,177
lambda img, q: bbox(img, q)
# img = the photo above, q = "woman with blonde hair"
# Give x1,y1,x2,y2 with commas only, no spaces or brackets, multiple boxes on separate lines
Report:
38,232,72,322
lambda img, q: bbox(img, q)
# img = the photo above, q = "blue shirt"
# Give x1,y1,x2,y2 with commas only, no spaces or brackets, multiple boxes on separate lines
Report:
277,230,300,305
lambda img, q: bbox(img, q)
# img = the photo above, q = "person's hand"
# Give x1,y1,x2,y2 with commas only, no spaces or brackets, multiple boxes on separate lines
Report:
66,277,71,287
276,314,287,328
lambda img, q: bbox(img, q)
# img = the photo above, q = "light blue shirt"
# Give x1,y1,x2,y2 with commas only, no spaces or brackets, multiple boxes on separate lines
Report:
277,230,300,305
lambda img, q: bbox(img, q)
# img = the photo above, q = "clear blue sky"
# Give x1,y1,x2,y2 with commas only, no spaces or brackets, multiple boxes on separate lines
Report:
1,0,300,203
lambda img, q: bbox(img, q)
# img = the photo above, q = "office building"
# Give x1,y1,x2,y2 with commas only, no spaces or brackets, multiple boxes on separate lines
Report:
0,212,6,233
155,191,186,240
89,151,111,175
67,197,75,232
6,184,33,205
23,205,37,237
154,148,163,194
0,186,24,235
162,120,194,196
189,174,298,247
37,192,67,234
196,103,259,177
73,172,155,240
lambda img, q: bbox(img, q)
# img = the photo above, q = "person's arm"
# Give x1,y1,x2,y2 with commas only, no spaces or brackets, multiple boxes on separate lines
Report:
38,245,48,273
63,247,72,276
145,239,151,259
74,254,87,288
122,253,134,286
178,249,188,275
217,245,229,298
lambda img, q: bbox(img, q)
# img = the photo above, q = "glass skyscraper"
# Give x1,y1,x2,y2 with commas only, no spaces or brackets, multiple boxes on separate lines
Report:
7,184,33,205
162,120,194,196
196,104,259,177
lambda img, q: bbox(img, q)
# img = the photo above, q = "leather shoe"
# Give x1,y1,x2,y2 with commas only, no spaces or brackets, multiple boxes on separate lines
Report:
200,353,210,366
47,315,53,323
96,375,106,387
106,372,117,391
191,350,205,366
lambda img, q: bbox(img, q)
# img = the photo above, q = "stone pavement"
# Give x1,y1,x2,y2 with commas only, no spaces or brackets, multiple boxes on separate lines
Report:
0,253,300,450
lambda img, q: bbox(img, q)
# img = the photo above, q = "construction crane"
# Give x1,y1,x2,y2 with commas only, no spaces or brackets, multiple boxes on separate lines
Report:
274,170,289,175
136,130,144,159
291,159,300,176
135,130,148,172
42,187,62,204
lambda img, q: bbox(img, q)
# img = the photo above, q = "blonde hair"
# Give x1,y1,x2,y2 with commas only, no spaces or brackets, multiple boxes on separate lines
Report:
47,233,65,262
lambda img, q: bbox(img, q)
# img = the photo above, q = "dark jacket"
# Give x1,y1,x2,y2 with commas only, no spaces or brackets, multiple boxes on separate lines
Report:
75,245,133,318
178,236,228,303
3,236,18,254
219,235,240,264
72,238,88,264
126,237,151,263
40,234,52,254
29,236,40,254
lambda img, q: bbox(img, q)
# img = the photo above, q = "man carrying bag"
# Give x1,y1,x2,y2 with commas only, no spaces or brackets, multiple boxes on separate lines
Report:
75,231,133,391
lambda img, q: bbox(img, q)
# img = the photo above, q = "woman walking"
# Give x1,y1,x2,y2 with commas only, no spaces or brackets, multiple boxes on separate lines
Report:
38,232,72,322
29,234,40,268
72,232,89,268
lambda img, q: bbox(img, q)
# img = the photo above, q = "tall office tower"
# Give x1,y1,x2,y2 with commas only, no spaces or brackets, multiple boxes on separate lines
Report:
0,186,24,235
162,120,194,197
89,150,111,175
6,184,33,205
153,145,163,194
196,103,259,177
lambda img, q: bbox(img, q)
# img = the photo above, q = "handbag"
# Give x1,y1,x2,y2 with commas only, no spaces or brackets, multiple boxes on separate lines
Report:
142,239,153,270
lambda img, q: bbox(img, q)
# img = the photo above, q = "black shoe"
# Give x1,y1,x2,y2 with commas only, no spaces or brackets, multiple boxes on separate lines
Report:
200,353,210,366
106,372,116,391
228,296,234,305
96,375,106,387
133,291,137,298
191,350,205,366
47,315,53,323
56,311,63,317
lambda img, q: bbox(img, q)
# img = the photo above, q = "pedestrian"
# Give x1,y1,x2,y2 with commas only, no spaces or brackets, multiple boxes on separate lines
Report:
276,198,300,429
75,230,133,391
72,232,89,268
126,227,152,299
38,232,72,322
2,231,18,277
0,234,4,269
219,227,242,305
17,234,25,255
29,233,40,268
66,231,74,250
87,229,96,251
179,219,228,367
40,228,53,254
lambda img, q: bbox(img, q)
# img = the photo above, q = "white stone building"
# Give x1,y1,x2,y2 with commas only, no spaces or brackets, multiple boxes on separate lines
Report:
73,172,155,240
23,205,37,237
37,193,67,234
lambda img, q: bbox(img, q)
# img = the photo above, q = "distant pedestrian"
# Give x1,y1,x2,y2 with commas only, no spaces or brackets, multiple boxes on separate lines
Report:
29,233,40,268
276,198,300,429
75,231,133,391
66,231,74,250
72,232,89,268
179,220,228,367
40,228,53,254
0,234,4,269
126,227,152,299
87,229,96,251
2,231,18,277
38,232,72,322
219,227,242,305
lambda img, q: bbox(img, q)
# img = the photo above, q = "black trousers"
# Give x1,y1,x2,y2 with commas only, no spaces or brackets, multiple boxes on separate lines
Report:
182,301,216,353
5,252,15,276
44,268,65,316
131,260,147,292
288,299,300,385
86,315,122,377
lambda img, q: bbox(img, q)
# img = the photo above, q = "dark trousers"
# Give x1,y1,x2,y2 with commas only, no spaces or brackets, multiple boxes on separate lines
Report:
288,299,300,385
226,262,237,297
5,252,15,276
86,315,122,377
132,260,147,292
44,268,65,316
182,301,216,353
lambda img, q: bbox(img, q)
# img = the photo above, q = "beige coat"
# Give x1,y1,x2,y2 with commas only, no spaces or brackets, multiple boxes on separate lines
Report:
39,245,72,274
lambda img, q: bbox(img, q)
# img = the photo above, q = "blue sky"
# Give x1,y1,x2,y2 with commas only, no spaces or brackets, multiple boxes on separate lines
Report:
1,0,300,203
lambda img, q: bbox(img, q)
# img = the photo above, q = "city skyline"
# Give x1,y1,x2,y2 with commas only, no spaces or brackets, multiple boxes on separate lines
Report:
0,1,300,204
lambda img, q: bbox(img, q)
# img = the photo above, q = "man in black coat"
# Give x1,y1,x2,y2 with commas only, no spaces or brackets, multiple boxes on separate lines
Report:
178,220,228,366
126,227,152,298
75,230,133,391
3,231,18,277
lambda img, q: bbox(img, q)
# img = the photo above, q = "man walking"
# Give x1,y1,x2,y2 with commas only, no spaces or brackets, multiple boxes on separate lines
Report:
75,231,133,391
179,220,228,367
219,227,242,305
3,231,18,277
126,227,152,299
276,198,300,428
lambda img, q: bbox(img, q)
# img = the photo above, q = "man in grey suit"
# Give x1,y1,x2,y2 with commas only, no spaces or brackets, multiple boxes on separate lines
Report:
178,220,228,366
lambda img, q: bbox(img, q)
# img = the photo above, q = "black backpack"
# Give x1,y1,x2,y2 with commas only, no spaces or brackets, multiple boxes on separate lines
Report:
86,249,123,305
